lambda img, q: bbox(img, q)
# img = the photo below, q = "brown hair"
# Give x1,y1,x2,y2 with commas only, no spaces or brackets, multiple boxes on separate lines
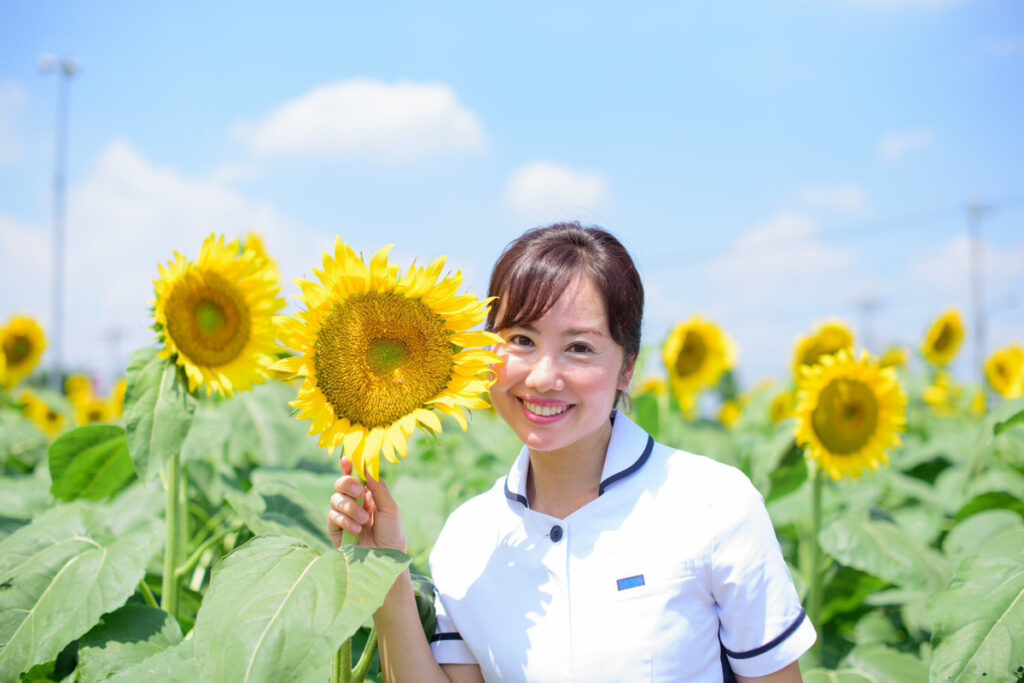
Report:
487,222,644,365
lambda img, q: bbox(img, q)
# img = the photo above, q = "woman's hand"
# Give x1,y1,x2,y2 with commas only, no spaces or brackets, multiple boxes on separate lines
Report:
329,457,408,553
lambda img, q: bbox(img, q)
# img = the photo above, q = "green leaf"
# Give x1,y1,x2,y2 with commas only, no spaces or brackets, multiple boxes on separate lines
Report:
78,604,182,681
802,669,876,683
630,393,660,440
0,498,163,680
0,477,52,541
954,491,1024,522
106,639,199,682
0,411,49,472
821,567,888,624
841,643,928,683
929,527,1024,682
124,348,196,482
942,509,1024,558
193,536,410,682
820,513,951,593
850,611,901,646
994,406,1024,436
223,483,333,551
224,383,322,468
48,425,136,502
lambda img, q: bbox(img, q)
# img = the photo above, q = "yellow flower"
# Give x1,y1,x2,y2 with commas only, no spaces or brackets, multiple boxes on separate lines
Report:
984,345,1024,400
634,376,667,398
719,400,741,429
923,371,962,416
20,390,67,438
74,395,114,426
771,390,795,425
1,315,47,388
971,390,986,416
153,234,285,397
109,378,128,417
921,309,965,367
65,373,94,401
244,231,281,283
271,239,504,481
792,318,854,376
0,349,5,386
795,350,906,480
663,316,736,399
879,346,909,370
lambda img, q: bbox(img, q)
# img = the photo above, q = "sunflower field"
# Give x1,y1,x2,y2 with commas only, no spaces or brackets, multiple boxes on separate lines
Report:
1,236,1023,682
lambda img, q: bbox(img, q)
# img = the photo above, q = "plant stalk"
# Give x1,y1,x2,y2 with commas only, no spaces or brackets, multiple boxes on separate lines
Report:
161,450,182,620
138,579,158,609
807,466,824,667
332,638,353,683
351,626,378,683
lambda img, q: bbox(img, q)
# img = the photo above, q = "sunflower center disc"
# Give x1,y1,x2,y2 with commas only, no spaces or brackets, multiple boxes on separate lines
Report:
314,291,454,428
811,378,879,455
933,324,953,352
4,335,31,364
675,330,708,377
165,271,252,367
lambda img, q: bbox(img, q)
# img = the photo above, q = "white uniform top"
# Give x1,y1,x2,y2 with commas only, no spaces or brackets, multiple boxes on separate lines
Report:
429,412,815,682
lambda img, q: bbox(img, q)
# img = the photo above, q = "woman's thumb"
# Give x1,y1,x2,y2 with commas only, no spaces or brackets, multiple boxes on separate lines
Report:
364,472,396,512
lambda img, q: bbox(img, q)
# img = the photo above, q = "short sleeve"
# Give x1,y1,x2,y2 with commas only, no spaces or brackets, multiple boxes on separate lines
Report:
428,589,476,665
711,471,816,677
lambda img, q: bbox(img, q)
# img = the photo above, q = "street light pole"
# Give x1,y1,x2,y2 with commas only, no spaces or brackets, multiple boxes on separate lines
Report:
967,201,991,385
39,55,78,392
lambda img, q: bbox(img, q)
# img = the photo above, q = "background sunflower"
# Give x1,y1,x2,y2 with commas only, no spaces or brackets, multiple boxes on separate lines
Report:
273,238,503,480
791,319,854,376
662,316,736,409
152,234,284,397
921,309,965,367
1,315,47,389
794,350,906,480
984,345,1024,399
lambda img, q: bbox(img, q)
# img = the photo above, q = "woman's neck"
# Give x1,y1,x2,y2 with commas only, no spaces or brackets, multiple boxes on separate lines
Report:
525,419,613,519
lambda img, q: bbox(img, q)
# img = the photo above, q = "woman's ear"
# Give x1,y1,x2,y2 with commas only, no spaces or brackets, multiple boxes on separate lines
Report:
617,355,637,392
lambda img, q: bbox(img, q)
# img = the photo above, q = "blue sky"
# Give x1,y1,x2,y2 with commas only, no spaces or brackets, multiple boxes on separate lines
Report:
1,1,1022,391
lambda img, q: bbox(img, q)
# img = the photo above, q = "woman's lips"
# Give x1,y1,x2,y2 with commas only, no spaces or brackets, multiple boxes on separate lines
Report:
518,397,574,422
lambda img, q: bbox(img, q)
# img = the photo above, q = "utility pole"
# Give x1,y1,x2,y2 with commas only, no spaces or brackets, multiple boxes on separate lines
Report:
968,201,992,384
39,55,79,392
855,295,882,355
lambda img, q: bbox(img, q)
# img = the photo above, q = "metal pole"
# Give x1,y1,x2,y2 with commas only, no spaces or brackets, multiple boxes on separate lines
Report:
40,56,77,392
967,201,991,384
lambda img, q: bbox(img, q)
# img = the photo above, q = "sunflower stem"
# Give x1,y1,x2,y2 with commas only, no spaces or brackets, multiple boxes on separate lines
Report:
332,636,352,683
161,449,182,621
351,626,377,683
138,578,158,609
807,465,824,668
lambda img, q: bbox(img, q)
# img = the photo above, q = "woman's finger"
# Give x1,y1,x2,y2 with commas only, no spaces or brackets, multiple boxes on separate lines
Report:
334,475,366,499
330,492,370,524
340,456,352,475
328,508,362,536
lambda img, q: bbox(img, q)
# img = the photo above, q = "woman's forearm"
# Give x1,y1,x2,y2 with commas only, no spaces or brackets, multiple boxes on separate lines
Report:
374,570,457,683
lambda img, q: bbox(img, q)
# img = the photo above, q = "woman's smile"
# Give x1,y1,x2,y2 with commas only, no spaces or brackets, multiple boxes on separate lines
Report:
518,396,575,422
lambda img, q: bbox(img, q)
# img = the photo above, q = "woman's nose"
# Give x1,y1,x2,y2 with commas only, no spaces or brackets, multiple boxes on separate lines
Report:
525,354,564,393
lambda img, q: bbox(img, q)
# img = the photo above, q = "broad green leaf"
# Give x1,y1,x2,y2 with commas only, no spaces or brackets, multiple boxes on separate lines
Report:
107,639,198,682
224,383,322,468
193,536,410,682
851,611,901,646
929,527,1024,682
942,509,1023,558
840,644,927,683
993,405,1024,436
821,567,887,624
0,476,52,541
390,476,445,565
0,498,163,680
223,484,333,551
48,425,135,502
750,426,797,498
124,348,196,482
891,505,943,547
954,491,1024,522
802,669,875,683
630,393,660,440
820,513,951,593
0,411,48,472
78,604,182,681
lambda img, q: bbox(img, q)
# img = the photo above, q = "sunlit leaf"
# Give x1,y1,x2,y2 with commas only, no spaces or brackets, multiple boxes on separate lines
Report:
78,604,182,681
124,348,196,482
841,643,928,683
48,425,135,502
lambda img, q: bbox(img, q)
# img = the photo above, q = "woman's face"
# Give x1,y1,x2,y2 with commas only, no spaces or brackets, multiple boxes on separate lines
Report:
490,275,635,457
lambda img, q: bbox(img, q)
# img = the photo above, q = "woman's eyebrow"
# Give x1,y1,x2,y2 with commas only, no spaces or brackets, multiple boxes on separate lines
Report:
565,328,605,338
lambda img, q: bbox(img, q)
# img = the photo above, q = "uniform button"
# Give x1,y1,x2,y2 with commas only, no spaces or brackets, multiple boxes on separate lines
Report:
550,525,563,542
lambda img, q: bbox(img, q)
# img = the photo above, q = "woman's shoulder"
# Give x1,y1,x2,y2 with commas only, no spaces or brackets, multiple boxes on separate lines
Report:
654,440,761,502
430,475,516,562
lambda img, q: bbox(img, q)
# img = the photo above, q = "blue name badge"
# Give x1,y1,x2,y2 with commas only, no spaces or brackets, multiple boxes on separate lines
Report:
616,574,645,591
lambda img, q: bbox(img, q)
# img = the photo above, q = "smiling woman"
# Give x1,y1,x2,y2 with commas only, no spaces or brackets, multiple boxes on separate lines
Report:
329,223,815,683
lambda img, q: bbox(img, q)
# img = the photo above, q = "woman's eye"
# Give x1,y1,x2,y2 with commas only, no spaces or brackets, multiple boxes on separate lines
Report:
569,342,593,353
509,334,532,346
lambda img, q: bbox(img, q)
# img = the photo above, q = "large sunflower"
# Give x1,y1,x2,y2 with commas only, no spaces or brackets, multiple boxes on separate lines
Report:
985,345,1024,399
921,309,964,367
663,316,736,402
272,239,503,480
792,318,854,376
1,315,47,389
153,234,284,397
794,350,906,481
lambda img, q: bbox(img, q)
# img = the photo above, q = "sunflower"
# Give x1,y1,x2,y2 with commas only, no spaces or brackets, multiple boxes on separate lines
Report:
20,390,67,438
1,315,47,388
663,316,736,400
74,394,114,426
633,376,667,398
792,318,854,376
923,371,961,416
152,234,284,397
718,400,741,429
109,378,128,417
921,309,965,367
272,239,503,481
879,346,909,370
984,345,1024,399
794,350,906,481
244,231,281,282
65,373,93,401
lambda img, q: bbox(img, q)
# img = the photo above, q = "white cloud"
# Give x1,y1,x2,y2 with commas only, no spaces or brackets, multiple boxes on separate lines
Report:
879,128,935,162
503,161,608,224
0,81,27,164
705,212,858,301
1,140,329,385
982,36,1024,58
911,234,1024,297
797,183,869,212
235,79,486,163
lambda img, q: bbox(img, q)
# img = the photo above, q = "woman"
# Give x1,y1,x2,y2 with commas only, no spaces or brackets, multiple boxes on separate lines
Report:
329,223,814,682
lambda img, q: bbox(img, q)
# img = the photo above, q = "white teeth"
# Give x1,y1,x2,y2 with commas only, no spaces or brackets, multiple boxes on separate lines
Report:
523,400,569,417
